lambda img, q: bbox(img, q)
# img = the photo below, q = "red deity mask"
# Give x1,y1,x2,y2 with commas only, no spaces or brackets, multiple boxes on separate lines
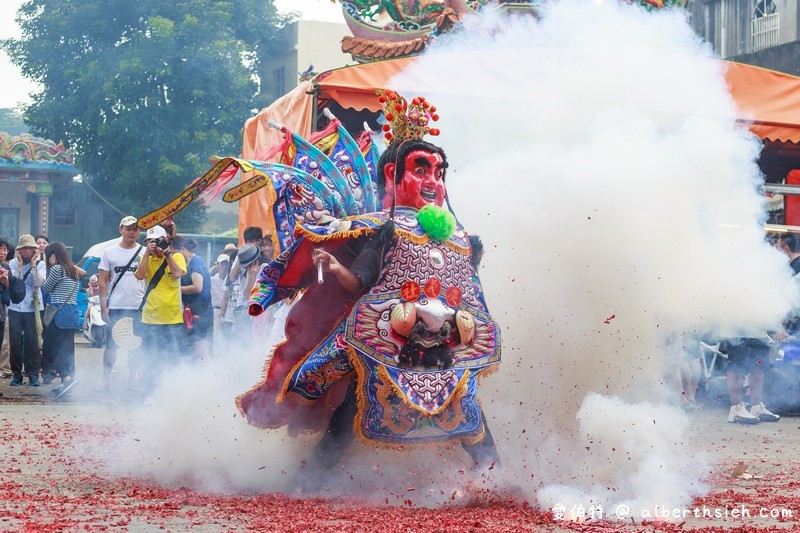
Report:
383,150,446,210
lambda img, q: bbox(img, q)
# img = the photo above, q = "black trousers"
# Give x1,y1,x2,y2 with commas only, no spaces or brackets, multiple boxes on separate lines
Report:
42,324,75,380
8,310,41,378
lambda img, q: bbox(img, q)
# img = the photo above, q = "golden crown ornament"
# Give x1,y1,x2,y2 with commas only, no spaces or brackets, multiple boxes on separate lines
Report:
376,89,441,142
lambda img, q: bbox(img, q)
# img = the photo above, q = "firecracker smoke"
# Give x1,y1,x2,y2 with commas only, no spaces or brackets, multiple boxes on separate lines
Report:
391,0,800,516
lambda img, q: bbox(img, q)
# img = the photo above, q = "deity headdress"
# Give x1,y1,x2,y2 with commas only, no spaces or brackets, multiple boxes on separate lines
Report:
377,89,440,143
137,88,454,248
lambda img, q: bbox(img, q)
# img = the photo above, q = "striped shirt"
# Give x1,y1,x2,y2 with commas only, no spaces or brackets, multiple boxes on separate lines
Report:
43,265,79,305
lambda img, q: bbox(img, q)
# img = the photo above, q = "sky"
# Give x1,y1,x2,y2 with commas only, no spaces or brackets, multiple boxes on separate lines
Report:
0,0,345,109
0,0,36,109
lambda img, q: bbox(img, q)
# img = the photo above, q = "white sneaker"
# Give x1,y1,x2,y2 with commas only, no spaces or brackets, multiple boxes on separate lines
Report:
750,402,780,422
728,403,760,424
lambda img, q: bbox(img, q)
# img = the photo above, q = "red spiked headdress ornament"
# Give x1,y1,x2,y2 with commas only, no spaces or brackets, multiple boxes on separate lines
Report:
376,89,440,143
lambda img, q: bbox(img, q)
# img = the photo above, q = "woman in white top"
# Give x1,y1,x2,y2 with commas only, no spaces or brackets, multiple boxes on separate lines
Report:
42,242,81,394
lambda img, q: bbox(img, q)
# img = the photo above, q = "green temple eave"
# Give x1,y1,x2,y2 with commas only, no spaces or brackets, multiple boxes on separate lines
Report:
0,131,77,173
0,159,78,175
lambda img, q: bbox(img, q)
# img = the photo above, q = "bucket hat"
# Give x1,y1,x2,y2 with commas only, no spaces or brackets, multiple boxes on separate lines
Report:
17,234,36,249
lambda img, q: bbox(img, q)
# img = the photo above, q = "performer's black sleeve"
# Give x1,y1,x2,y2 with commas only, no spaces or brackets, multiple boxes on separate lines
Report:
784,311,800,336
469,234,483,269
349,237,384,291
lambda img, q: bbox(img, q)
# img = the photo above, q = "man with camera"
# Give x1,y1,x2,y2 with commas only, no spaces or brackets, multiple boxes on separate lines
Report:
134,225,186,392
97,215,145,391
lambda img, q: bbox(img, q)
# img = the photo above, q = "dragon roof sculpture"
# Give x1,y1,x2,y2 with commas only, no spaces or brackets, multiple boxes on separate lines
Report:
336,0,522,62
333,0,685,63
0,132,75,167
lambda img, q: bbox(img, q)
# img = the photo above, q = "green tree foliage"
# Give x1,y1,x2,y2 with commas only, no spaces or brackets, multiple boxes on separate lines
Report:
2,0,292,230
0,109,28,136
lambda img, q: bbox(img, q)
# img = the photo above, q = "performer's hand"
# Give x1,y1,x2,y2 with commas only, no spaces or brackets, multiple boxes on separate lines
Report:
311,246,361,292
312,247,339,273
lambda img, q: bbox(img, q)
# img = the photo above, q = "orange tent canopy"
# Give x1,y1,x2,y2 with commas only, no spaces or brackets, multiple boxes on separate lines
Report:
239,57,800,235
724,61,800,144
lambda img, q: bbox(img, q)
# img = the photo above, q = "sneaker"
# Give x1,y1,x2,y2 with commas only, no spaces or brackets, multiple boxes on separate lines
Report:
750,402,780,422
9,375,22,386
53,378,78,399
729,403,760,424
29,376,41,387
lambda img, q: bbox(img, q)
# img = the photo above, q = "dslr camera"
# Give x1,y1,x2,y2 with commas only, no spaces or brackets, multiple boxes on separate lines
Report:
155,238,170,251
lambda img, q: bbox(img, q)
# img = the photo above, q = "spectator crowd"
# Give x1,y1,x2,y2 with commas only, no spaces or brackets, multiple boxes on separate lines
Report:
0,217,285,399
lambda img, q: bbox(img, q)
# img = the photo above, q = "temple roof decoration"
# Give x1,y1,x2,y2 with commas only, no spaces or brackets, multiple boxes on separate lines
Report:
334,0,684,62
0,132,74,166
631,0,688,9
337,0,497,62
341,34,429,62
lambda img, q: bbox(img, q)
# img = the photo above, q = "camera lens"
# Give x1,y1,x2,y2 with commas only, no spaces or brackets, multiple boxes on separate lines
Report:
156,239,169,250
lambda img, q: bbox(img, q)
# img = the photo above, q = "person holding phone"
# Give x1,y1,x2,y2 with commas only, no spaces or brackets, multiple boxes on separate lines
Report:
7,234,46,387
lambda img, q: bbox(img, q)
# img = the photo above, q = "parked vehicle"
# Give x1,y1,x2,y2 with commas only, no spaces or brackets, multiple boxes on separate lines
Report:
764,339,800,415
83,292,108,348
76,237,121,328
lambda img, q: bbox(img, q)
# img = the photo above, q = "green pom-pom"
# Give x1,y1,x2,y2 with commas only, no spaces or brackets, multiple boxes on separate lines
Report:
417,204,456,241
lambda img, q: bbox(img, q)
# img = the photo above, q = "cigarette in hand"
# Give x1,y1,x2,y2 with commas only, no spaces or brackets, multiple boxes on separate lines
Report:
317,261,324,284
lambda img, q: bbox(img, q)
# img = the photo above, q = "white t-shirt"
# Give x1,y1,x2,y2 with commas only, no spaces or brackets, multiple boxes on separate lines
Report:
99,243,145,310
210,273,225,308
8,258,46,313
267,296,300,347
234,267,250,308
222,274,240,323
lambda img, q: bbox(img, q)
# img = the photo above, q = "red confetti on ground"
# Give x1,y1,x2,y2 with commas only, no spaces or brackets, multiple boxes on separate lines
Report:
1,419,799,531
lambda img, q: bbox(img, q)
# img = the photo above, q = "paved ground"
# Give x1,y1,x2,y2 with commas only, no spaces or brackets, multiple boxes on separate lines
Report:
2,335,800,531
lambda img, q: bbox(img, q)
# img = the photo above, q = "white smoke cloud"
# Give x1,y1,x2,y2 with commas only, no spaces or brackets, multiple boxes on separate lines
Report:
96,348,301,494
385,0,800,517
84,0,800,517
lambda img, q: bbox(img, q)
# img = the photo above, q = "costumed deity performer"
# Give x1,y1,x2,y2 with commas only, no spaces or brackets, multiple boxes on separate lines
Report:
237,90,502,481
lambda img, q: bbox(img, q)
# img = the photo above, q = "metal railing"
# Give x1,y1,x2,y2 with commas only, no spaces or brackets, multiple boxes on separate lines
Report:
752,12,780,52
